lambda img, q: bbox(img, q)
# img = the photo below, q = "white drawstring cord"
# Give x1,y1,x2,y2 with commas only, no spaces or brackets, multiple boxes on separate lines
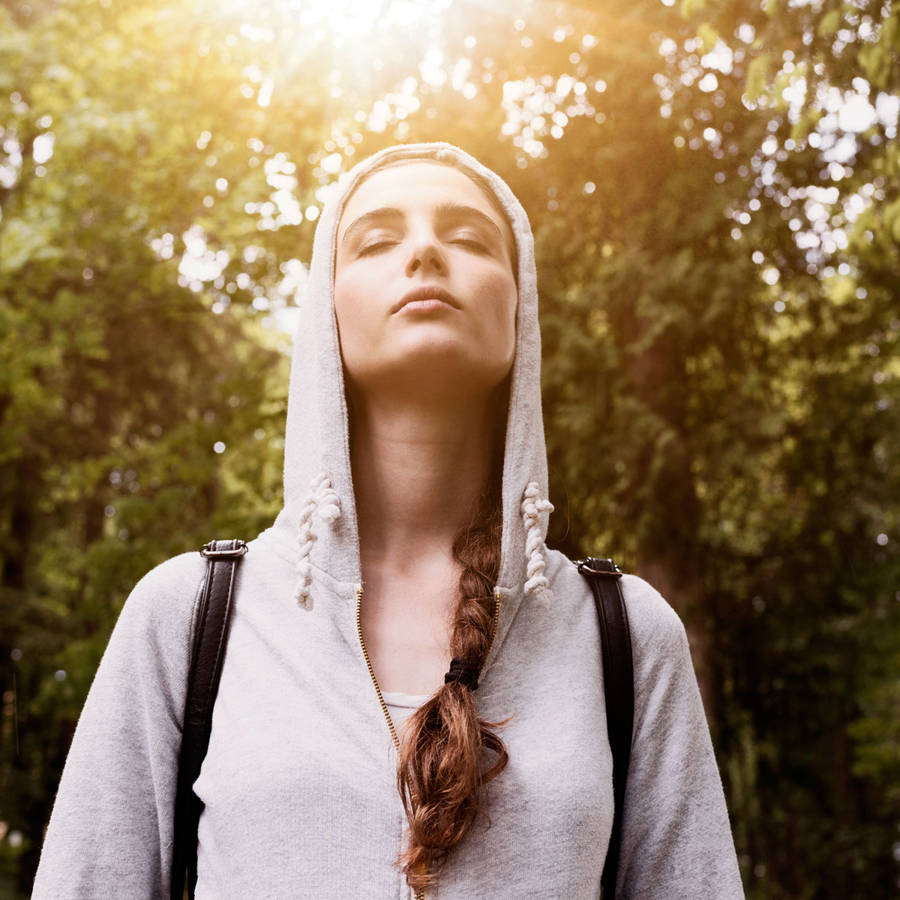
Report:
521,481,554,602
296,476,551,607
295,473,342,607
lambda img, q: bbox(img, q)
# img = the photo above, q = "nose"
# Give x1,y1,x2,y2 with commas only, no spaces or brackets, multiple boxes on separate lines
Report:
405,228,447,278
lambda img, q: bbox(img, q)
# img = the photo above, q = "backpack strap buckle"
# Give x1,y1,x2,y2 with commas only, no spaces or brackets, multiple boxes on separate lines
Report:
200,539,248,559
576,557,622,578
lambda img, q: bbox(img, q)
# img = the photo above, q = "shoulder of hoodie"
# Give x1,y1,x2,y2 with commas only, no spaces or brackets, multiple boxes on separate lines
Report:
114,536,281,654
112,549,208,657
544,547,689,670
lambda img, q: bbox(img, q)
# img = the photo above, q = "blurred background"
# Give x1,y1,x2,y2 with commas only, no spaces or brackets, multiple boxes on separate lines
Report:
1,0,898,896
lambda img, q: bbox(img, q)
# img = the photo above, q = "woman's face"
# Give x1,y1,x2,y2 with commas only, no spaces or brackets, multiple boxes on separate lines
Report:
334,161,518,398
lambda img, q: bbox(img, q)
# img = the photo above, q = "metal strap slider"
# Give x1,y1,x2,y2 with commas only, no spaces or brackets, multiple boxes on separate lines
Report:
576,558,622,578
200,540,249,559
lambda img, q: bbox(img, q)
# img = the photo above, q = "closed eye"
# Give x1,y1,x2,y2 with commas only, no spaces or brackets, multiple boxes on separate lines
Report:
450,237,488,252
358,240,396,256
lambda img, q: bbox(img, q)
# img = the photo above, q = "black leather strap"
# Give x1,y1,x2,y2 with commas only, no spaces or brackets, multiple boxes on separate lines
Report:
171,539,247,900
578,557,634,899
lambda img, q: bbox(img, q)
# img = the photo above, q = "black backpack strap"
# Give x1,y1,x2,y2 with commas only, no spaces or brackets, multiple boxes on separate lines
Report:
578,557,634,899
171,539,247,900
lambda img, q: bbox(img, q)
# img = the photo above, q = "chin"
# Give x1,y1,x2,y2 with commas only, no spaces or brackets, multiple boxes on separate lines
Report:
355,348,508,397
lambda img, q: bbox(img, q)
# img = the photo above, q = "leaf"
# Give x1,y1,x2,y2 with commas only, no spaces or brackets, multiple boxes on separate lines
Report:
697,22,720,54
885,197,900,244
680,0,709,20
0,217,64,273
817,9,842,38
745,52,773,101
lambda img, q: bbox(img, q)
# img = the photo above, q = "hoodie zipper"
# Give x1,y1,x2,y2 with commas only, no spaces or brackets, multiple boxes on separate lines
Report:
356,584,403,750
356,584,423,900
355,584,502,900
488,588,501,657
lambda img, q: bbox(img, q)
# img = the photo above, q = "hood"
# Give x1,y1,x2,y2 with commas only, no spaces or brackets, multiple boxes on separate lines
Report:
268,142,553,623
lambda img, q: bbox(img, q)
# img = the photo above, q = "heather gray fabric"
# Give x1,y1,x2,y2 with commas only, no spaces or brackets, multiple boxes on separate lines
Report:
33,143,744,899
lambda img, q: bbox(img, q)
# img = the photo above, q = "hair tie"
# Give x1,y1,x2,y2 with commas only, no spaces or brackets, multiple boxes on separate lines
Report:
444,657,480,691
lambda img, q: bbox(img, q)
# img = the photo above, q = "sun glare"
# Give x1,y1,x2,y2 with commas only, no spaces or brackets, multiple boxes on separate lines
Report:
225,0,455,41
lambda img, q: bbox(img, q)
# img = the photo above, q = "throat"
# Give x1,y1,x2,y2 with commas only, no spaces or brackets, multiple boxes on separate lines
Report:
349,392,499,557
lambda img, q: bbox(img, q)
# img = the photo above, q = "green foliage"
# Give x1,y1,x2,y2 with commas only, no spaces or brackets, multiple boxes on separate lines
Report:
0,0,897,896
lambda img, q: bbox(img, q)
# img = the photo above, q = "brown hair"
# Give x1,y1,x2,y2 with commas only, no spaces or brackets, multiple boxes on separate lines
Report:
394,433,511,892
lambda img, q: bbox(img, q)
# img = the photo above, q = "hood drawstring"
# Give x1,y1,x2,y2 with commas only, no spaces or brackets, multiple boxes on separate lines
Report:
295,477,549,607
294,477,550,606
521,481,554,602
295,473,342,608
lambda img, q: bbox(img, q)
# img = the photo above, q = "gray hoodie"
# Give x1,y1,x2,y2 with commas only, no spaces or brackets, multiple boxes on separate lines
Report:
33,143,744,899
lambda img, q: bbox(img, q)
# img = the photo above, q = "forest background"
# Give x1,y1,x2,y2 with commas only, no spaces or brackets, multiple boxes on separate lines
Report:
1,0,898,896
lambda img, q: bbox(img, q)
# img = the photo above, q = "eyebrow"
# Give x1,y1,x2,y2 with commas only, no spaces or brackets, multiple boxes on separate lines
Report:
340,202,506,248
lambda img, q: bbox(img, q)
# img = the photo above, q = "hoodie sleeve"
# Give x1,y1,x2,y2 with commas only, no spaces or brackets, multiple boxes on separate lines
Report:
614,575,745,899
32,551,205,900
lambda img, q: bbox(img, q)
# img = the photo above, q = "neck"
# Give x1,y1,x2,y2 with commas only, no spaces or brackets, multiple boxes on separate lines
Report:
349,383,503,575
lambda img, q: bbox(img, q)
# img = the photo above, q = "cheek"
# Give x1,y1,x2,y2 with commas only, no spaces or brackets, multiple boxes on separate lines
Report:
333,265,357,321
483,275,518,354
333,272,373,364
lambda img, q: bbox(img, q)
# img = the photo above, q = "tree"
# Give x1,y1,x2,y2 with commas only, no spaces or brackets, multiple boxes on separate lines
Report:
1,0,896,895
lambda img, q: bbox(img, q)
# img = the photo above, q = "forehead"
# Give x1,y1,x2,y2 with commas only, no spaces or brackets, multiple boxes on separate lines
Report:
338,161,508,238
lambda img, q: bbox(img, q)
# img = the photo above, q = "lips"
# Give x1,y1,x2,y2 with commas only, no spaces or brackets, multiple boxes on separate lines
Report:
391,285,460,314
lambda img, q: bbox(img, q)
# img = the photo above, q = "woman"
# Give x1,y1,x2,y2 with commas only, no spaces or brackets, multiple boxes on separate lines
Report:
33,143,744,898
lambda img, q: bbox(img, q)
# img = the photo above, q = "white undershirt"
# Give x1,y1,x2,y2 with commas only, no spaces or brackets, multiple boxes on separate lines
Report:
382,690,431,730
